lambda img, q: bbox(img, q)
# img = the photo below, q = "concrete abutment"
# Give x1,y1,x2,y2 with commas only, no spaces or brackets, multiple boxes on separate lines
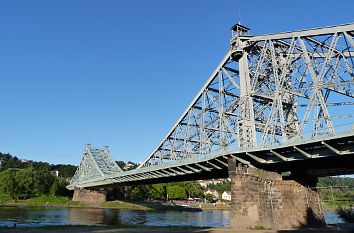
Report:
228,158,324,229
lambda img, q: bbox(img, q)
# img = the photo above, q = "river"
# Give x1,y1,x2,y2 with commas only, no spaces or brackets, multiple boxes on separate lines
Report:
0,207,345,228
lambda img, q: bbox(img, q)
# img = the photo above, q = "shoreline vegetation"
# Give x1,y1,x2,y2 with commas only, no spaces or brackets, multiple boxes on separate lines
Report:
1,194,351,212
0,195,230,211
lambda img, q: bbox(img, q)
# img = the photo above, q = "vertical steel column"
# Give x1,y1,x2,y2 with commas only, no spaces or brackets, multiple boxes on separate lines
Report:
238,51,257,149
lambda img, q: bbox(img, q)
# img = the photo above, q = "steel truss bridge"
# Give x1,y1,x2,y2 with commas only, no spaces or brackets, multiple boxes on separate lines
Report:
68,23,354,190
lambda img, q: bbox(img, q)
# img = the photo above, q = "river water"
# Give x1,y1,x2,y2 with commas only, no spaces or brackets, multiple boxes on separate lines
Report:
0,207,345,228
0,207,230,228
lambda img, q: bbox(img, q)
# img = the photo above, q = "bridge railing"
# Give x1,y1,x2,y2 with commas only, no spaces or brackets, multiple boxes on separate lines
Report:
258,122,354,150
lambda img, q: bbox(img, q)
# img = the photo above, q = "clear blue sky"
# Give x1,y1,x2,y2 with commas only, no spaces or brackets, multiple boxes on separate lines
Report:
0,0,353,165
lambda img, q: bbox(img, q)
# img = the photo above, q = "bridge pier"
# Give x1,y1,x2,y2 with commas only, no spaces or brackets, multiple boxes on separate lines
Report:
228,159,324,229
73,188,107,203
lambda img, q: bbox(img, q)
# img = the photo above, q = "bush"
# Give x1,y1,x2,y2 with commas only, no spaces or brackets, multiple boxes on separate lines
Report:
0,194,11,205
0,167,55,199
167,185,187,200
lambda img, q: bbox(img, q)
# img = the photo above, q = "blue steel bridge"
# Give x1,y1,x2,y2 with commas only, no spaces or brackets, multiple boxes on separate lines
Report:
67,23,354,190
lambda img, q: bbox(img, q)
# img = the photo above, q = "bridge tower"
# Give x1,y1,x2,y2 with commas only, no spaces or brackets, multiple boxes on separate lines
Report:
230,24,257,150
227,23,324,229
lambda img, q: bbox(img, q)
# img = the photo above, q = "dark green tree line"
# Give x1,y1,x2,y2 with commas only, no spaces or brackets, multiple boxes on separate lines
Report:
0,167,72,200
0,152,77,177
108,181,204,201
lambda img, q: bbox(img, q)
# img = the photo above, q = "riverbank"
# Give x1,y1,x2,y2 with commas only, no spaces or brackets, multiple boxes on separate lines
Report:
0,195,79,208
3,194,349,212
0,195,230,211
1,224,354,233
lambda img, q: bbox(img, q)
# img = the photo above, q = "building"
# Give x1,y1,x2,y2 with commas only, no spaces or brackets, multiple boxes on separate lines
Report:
51,170,59,177
197,178,230,188
204,189,219,199
221,191,231,201
123,163,135,171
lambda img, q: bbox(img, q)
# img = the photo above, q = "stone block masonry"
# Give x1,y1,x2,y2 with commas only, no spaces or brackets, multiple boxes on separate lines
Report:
228,158,324,229
73,188,107,203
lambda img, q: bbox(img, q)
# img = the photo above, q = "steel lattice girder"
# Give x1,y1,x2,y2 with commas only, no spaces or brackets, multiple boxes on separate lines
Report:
138,23,354,168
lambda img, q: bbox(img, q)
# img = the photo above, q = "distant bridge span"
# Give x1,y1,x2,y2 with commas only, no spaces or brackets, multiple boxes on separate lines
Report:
68,22,354,229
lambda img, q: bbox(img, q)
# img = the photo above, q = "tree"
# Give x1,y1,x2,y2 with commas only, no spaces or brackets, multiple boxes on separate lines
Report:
56,177,73,197
148,184,166,200
0,167,56,199
33,169,55,195
54,164,77,177
0,153,24,172
30,161,50,171
16,167,36,199
107,186,126,200
167,185,187,200
0,168,20,200
182,181,202,198
49,179,59,196
116,161,126,170
131,185,149,200
205,193,214,202
0,152,79,179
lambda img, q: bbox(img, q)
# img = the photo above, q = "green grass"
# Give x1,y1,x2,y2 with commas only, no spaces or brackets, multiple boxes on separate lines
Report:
0,194,11,205
100,200,153,210
0,194,80,207
321,200,353,210
100,200,181,210
0,193,228,212
0,194,179,210
189,202,230,210
25,195,79,206
102,200,231,211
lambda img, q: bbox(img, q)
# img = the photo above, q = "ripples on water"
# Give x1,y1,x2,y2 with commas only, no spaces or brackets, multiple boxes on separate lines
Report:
0,207,346,228
0,207,230,227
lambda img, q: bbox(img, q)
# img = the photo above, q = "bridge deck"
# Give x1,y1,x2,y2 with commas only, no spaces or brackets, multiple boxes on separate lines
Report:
67,131,354,189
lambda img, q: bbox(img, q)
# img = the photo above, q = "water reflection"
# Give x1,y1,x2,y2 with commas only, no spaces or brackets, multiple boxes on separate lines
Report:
324,211,345,224
0,207,70,227
0,207,346,228
68,208,106,225
0,207,230,227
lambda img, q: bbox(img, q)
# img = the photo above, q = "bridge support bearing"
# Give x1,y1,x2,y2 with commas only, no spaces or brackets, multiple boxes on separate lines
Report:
228,159,324,229
73,188,107,203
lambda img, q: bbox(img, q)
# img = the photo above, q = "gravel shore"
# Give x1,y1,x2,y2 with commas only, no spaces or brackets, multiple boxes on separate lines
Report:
2,224,354,233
